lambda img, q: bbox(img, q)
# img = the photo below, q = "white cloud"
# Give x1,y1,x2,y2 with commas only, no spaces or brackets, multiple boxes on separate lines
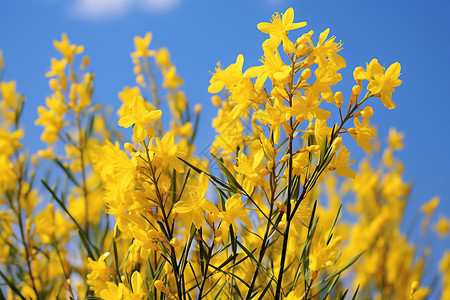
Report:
70,0,181,20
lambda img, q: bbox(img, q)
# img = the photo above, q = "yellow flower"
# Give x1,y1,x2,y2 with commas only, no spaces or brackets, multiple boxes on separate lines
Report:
99,282,126,300
244,48,291,90
162,65,183,90
131,32,156,58
420,196,440,215
367,61,402,109
53,33,84,63
257,7,306,52
35,106,64,144
156,47,171,67
0,154,16,193
290,91,331,122
126,271,145,300
118,95,162,141
309,231,342,274
328,146,356,179
440,251,450,300
45,58,67,78
387,127,404,150
173,173,220,229
148,131,186,173
154,280,171,294
347,117,375,151
218,194,252,233
118,86,141,118
208,54,244,93
312,28,346,70
354,59,401,109
0,81,19,109
434,216,450,237
0,128,23,157
308,66,342,103
87,252,114,296
256,98,290,144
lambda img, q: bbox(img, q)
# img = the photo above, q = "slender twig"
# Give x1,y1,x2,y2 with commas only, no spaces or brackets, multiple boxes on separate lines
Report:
12,104,40,300
76,113,90,238
275,53,297,300
144,142,184,300
303,277,315,300
15,160,40,299
197,235,214,299
245,147,278,299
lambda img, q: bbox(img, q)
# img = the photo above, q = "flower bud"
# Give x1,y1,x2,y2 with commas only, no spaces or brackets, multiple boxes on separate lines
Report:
133,65,142,74
211,95,221,106
360,106,373,118
349,85,361,106
136,74,146,87
170,237,180,248
352,85,361,96
81,56,90,70
334,91,343,109
49,78,60,91
124,142,136,152
194,103,202,114
275,202,287,213
154,280,171,294
132,57,140,65
301,68,311,81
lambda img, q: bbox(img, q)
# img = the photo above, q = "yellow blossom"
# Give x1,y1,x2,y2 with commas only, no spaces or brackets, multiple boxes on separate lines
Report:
208,54,245,93
156,47,171,67
53,33,84,63
218,194,252,233
347,117,376,151
118,95,162,141
421,196,440,215
257,7,306,52
256,98,290,144
434,216,450,237
131,32,156,58
87,252,114,296
244,48,291,90
45,58,67,78
387,127,404,150
0,81,19,108
162,65,183,89
173,173,219,228
148,131,186,173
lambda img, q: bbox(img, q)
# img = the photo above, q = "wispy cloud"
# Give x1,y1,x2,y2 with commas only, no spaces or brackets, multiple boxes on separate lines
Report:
70,0,181,20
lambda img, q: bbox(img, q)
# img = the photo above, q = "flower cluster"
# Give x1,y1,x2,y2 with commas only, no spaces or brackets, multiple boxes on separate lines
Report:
0,7,448,300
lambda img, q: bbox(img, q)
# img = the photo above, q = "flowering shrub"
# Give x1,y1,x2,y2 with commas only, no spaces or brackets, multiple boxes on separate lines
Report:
0,7,449,300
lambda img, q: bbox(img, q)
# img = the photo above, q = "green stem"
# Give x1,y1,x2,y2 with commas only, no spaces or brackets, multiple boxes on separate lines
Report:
274,54,296,300
144,143,184,300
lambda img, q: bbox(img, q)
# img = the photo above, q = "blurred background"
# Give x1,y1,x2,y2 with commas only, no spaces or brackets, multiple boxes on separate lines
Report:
1,0,449,293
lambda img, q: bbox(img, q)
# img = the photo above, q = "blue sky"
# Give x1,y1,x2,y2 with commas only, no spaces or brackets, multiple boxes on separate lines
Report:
1,0,449,288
